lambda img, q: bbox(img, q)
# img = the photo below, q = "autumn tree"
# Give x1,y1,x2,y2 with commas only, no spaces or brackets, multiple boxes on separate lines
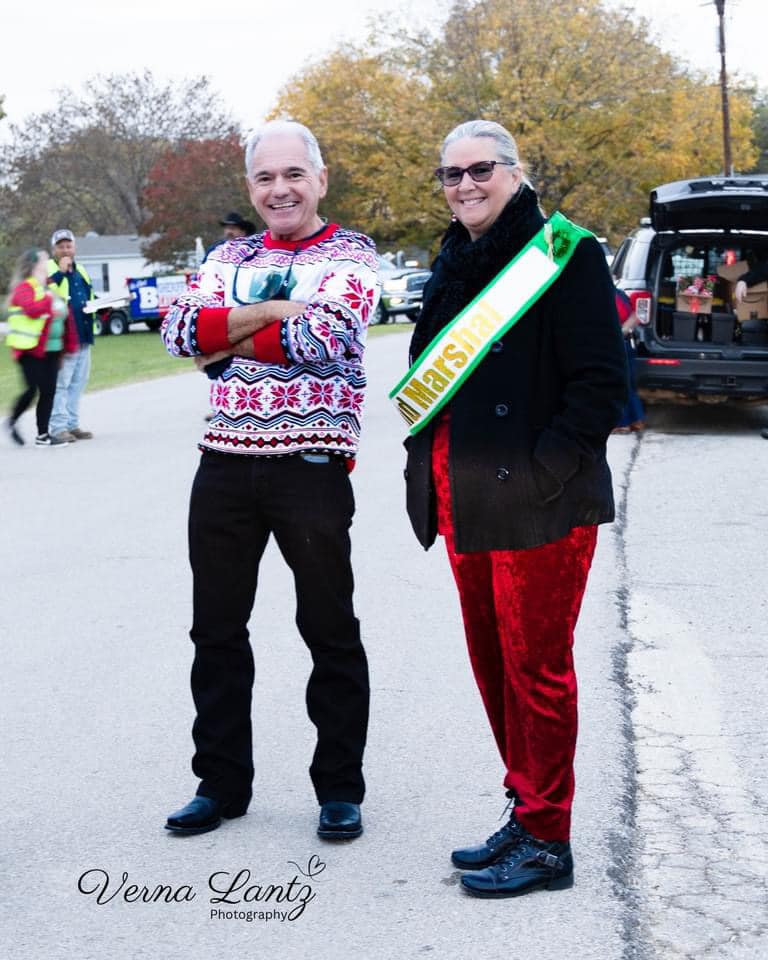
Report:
269,47,441,250
271,0,758,251
0,71,237,260
749,91,768,173
425,1,757,232
140,135,253,268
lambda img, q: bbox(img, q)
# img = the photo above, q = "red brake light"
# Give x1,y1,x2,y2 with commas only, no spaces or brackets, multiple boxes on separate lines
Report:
646,358,681,366
628,290,652,325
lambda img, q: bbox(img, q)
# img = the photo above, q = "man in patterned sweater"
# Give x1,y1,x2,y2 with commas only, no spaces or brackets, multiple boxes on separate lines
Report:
162,120,379,842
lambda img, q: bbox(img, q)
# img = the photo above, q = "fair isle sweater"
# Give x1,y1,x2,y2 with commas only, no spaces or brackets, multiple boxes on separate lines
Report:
162,224,379,458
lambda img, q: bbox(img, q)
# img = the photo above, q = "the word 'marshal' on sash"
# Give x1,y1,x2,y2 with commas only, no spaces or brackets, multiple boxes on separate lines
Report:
389,213,592,436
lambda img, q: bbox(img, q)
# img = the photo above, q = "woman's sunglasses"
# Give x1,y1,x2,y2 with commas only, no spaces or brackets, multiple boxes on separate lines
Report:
434,160,517,187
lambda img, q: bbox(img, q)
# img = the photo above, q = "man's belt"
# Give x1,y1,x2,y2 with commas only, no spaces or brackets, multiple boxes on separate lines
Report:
389,212,593,435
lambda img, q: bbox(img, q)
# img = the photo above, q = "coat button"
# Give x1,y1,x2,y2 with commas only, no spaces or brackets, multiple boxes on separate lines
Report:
495,403,509,417
490,341,504,353
496,467,509,480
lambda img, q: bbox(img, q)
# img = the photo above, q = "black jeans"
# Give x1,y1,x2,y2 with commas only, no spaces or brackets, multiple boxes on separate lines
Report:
188,450,369,807
11,352,61,435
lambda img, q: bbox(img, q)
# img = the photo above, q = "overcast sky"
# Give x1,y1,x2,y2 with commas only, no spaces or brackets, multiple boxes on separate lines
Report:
1,0,766,136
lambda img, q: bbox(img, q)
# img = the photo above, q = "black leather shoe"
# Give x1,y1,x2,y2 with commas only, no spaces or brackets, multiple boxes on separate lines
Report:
460,839,574,898
317,801,363,840
451,813,527,869
165,796,247,835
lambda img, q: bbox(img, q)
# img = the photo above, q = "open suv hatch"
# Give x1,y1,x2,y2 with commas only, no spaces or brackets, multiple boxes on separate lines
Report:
612,176,768,401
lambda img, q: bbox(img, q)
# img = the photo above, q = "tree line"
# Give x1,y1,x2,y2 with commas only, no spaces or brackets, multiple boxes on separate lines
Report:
1,0,765,290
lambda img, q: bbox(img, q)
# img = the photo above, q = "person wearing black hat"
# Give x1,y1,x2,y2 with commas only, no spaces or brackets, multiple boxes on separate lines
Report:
219,212,256,240
201,213,258,270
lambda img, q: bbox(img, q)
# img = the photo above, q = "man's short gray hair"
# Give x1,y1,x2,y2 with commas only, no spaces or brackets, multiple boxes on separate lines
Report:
244,120,325,178
441,120,532,188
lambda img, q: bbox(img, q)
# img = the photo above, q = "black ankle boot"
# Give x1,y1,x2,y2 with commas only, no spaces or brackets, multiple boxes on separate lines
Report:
460,837,574,898
451,811,527,869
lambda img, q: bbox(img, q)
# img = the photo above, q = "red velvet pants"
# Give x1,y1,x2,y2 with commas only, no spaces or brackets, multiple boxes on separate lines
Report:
432,417,597,842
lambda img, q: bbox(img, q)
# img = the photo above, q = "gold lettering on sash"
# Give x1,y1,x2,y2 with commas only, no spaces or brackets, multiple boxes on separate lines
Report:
454,327,481,351
442,342,468,368
433,356,456,380
468,303,502,338
396,399,420,425
422,368,450,392
390,215,588,433
402,378,438,410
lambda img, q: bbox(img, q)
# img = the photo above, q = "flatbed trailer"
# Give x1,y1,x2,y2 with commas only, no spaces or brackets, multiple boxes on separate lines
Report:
84,274,193,335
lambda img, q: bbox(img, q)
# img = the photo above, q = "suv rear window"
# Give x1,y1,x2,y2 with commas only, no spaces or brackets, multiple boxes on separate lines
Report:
649,238,768,340
660,241,768,287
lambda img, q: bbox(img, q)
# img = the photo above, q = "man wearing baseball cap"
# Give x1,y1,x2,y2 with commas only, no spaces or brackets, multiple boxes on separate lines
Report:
48,229,95,442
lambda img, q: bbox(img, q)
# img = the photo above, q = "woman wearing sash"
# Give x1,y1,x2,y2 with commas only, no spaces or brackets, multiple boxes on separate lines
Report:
403,120,627,898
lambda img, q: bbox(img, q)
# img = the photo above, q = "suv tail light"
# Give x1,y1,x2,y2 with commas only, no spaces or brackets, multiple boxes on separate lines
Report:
629,290,652,325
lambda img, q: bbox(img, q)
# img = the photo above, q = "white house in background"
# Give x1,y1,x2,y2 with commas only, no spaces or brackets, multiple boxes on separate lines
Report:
73,233,165,295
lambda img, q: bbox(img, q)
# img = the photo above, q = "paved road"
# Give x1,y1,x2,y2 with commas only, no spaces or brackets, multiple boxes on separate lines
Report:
1,332,765,959
615,400,768,959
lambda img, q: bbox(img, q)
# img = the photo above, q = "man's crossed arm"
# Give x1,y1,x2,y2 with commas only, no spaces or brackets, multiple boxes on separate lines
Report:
195,300,307,369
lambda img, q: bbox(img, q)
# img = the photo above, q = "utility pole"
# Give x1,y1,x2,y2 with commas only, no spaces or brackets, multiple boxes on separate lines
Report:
714,0,733,176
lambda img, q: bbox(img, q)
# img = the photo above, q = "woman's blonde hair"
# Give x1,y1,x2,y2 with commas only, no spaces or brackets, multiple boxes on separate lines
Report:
7,248,45,296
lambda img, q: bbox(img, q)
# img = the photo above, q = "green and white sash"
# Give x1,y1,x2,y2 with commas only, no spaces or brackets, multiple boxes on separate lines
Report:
389,212,593,435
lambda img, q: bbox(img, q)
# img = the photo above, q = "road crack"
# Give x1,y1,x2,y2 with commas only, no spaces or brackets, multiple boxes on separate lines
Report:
609,433,651,960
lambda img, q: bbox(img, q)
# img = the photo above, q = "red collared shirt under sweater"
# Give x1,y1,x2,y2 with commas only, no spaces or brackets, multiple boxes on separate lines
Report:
162,224,379,459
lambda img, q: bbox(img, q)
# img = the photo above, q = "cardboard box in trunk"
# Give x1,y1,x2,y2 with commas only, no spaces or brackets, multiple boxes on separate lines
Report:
735,286,768,321
717,260,749,283
675,292,713,314
717,260,768,320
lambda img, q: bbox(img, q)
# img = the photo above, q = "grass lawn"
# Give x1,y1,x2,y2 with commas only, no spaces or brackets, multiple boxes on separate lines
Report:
0,328,186,404
0,321,410,403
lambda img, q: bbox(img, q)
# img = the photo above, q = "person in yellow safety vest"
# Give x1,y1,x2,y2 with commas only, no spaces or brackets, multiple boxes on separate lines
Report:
47,228,95,443
6,248,77,447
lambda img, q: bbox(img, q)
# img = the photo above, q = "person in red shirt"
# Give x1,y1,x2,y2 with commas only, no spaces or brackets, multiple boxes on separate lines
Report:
5,248,77,446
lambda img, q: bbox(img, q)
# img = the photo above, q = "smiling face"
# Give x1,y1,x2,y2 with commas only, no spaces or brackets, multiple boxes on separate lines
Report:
246,132,328,242
53,238,75,261
441,137,522,241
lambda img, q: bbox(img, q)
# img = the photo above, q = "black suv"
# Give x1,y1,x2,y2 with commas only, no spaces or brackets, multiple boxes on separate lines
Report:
612,176,768,401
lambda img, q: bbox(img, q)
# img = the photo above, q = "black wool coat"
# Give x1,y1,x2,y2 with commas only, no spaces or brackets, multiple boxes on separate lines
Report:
404,189,628,553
